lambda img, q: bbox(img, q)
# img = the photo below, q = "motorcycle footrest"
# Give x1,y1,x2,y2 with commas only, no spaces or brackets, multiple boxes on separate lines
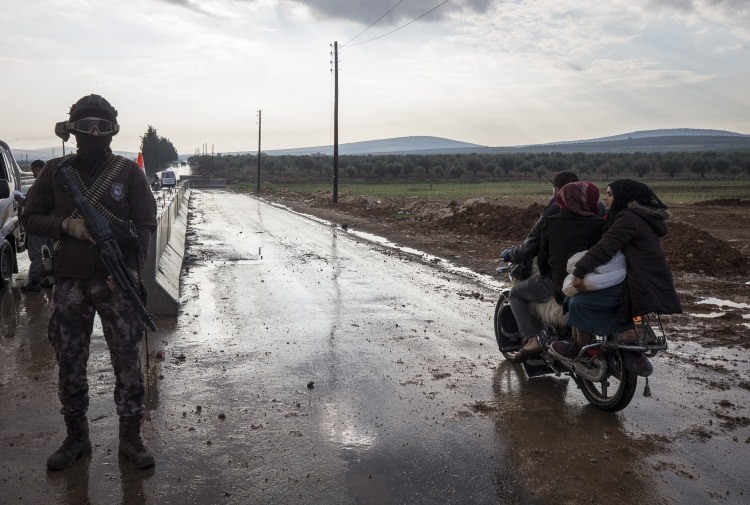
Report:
522,359,556,378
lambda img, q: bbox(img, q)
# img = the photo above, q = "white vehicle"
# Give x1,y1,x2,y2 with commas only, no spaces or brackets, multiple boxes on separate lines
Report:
159,170,177,188
0,140,27,286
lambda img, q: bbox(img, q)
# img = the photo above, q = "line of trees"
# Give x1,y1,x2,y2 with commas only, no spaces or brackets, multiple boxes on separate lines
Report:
140,126,178,176
189,150,750,182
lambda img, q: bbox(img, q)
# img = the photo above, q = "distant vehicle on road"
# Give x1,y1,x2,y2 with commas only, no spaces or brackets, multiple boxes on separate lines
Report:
0,140,27,286
159,170,177,188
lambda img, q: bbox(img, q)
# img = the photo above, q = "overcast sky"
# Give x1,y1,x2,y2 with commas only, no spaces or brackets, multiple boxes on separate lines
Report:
1,0,748,155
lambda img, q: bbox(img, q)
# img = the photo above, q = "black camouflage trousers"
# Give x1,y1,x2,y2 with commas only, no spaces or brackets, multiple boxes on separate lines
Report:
49,278,145,419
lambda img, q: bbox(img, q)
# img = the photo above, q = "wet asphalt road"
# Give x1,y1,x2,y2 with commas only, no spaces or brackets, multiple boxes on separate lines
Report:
1,190,748,505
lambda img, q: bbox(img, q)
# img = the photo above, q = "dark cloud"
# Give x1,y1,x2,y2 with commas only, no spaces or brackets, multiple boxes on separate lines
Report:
156,0,219,16
290,0,493,25
155,0,492,22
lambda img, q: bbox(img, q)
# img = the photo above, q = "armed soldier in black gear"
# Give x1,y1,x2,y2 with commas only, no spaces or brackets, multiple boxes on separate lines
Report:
21,94,157,470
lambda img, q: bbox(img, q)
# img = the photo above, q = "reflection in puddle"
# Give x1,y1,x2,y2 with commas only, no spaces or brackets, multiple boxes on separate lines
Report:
696,297,750,309
320,402,377,450
264,199,505,291
689,312,726,318
489,362,664,504
693,297,749,323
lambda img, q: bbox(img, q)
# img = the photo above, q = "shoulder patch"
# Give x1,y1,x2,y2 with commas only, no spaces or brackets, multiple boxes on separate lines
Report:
111,182,125,201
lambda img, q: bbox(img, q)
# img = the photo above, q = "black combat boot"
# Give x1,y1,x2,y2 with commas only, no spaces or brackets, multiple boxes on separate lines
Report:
21,280,41,292
47,416,92,470
119,416,155,469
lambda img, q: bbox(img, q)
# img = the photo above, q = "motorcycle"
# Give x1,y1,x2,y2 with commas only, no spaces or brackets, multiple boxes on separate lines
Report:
493,259,668,412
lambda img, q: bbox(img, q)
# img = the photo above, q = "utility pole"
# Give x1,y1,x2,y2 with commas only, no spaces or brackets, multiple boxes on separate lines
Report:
332,40,339,203
257,109,262,193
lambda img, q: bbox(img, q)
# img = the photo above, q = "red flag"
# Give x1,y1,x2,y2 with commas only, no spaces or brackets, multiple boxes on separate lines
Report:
136,152,145,170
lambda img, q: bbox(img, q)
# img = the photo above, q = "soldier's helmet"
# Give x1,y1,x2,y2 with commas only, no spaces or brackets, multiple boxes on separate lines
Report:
69,94,118,124
60,94,120,138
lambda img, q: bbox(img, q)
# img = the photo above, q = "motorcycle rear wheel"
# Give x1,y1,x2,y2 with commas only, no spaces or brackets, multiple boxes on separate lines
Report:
578,348,638,412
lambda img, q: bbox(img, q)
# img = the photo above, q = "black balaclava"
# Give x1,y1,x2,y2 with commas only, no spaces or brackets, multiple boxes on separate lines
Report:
73,132,112,171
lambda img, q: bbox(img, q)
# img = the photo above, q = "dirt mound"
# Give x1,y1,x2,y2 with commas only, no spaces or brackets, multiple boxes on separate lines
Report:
664,222,748,275
434,202,544,242
428,199,747,275
694,198,750,207
434,200,746,275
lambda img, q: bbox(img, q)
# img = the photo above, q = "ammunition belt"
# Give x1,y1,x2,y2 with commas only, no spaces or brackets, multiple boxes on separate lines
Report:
68,155,129,224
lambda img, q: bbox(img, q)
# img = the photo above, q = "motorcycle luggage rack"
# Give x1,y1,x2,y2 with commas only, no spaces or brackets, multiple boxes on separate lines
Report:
612,313,668,355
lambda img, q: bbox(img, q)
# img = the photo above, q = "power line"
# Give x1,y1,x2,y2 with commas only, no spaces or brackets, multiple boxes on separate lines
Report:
344,0,405,45
344,0,449,47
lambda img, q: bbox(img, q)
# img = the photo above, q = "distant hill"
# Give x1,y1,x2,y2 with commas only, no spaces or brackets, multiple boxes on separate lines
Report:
260,129,750,156
551,128,750,145
7,129,750,162
8,147,140,165
492,129,750,154
263,136,485,156
7,147,185,166
355,129,750,155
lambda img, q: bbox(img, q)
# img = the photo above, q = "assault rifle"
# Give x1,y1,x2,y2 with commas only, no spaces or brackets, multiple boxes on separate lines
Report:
60,164,158,331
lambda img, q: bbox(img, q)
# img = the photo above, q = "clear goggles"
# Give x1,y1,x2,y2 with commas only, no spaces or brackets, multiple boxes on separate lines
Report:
65,117,120,136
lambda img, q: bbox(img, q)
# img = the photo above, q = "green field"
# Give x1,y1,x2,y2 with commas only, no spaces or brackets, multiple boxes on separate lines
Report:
245,179,750,205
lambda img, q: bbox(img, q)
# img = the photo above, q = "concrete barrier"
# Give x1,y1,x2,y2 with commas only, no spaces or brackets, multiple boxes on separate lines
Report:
142,183,191,316
179,176,227,189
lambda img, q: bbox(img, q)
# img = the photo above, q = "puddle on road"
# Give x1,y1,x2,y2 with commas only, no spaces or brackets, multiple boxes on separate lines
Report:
696,297,750,310
485,362,665,504
265,199,505,292
693,297,750,325
321,402,378,450
689,311,727,318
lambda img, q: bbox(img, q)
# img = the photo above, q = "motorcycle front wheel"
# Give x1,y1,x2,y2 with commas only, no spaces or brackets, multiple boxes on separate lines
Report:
494,292,522,361
578,348,638,412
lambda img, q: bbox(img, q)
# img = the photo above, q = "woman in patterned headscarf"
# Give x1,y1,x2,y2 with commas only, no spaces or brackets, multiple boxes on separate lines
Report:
511,181,606,362
537,181,607,303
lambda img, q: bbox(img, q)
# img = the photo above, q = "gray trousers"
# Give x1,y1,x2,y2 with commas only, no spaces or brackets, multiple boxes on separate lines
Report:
509,274,554,339
26,235,52,282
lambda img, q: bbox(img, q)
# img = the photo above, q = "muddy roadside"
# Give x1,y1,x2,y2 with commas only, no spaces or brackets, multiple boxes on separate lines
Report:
259,190,750,350
258,188,750,410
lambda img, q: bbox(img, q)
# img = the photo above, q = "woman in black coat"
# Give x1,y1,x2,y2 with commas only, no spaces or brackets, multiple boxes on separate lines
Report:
511,181,605,362
538,182,606,305
551,180,682,367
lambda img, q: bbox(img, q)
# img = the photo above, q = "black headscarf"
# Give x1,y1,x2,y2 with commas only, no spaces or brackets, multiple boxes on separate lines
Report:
607,179,667,223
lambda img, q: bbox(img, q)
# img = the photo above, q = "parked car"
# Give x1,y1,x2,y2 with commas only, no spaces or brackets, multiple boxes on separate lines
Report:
0,140,27,286
159,170,177,188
